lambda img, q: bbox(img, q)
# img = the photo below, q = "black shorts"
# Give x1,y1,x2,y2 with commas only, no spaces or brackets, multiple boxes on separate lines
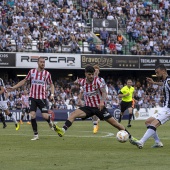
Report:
120,101,132,113
29,97,48,113
79,106,112,120
22,107,30,114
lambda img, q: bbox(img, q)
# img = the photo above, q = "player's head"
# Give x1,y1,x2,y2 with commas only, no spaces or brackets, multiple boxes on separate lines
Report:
38,57,45,70
155,64,167,80
126,78,133,87
93,65,100,77
85,66,95,82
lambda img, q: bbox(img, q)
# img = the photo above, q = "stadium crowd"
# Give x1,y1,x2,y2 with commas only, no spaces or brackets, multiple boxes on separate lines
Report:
4,76,164,112
0,0,169,55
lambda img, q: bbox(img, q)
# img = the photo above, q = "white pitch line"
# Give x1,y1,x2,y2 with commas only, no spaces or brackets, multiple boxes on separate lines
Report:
0,131,114,138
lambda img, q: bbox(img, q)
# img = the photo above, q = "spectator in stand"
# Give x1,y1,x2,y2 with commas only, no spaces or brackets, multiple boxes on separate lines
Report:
100,28,109,46
153,43,161,55
130,43,138,55
108,41,117,54
44,39,51,53
88,41,96,53
117,34,124,44
70,41,81,53
115,41,123,54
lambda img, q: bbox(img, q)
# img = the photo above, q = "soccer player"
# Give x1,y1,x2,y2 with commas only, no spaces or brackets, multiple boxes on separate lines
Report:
7,57,54,140
53,66,136,143
130,65,168,149
20,90,31,125
118,79,135,127
0,78,19,130
78,65,108,134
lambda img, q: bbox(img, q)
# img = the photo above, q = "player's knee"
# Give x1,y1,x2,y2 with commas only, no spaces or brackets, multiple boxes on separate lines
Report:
128,108,133,114
145,119,150,126
30,112,36,119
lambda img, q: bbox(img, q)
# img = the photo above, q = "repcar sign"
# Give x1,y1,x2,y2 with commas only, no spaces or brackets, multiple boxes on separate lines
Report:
16,53,81,69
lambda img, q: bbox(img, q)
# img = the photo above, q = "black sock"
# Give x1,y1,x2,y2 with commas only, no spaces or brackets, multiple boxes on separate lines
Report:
21,114,24,121
8,113,12,117
27,115,29,121
128,114,133,125
63,120,72,131
0,113,6,125
45,115,50,124
125,129,131,139
31,119,38,135
118,114,122,123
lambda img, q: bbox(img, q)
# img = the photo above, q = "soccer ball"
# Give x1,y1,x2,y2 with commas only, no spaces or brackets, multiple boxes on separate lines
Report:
116,130,129,143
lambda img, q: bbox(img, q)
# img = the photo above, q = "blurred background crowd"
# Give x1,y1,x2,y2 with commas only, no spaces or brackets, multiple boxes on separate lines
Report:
0,0,169,55
4,76,164,111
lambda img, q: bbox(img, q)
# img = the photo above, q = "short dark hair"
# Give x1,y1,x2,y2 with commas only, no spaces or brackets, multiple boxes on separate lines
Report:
155,64,167,71
85,66,95,73
126,78,132,82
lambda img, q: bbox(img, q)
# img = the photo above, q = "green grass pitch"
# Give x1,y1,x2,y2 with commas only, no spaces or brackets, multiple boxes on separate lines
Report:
0,120,170,170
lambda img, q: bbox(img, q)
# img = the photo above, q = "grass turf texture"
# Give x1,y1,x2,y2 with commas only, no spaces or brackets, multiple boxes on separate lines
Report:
0,120,170,170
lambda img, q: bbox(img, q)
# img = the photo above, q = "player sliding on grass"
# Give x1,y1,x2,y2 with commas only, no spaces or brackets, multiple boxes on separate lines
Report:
130,64,168,149
7,57,55,140
53,66,137,143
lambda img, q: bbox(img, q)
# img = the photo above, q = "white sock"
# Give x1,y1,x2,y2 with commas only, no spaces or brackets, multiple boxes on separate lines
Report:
140,128,156,144
152,131,161,143
9,114,17,124
146,125,160,143
93,121,98,128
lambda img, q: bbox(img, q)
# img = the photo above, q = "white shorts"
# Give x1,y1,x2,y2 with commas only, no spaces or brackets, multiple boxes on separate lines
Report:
151,107,170,124
0,101,8,111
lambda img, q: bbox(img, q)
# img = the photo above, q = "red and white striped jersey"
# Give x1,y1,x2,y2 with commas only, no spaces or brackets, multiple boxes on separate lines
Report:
77,77,105,107
25,69,53,99
21,95,29,108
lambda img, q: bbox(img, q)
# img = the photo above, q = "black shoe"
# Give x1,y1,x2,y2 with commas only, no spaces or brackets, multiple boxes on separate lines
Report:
3,124,7,129
127,124,131,128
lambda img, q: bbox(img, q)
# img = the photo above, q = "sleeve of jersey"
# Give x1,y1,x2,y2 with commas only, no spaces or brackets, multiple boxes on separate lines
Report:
25,70,31,81
47,73,53,84
77,78,84,86
97,78,105,88
119,87,124,94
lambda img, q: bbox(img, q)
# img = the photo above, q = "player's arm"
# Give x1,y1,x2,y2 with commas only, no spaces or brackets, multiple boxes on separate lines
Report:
99,86,107,111
77,91,83,106
7,79,27,91
50,83,55,100
118,91,129,98
0,85,5,95
146,77,163,86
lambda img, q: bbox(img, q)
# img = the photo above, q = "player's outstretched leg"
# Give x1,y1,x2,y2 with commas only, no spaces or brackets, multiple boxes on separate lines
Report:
106,116,138,144
6,111,20,130
54,109,86,137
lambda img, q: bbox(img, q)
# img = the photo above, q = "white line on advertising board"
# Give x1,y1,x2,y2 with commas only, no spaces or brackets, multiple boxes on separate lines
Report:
16,53,81,69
